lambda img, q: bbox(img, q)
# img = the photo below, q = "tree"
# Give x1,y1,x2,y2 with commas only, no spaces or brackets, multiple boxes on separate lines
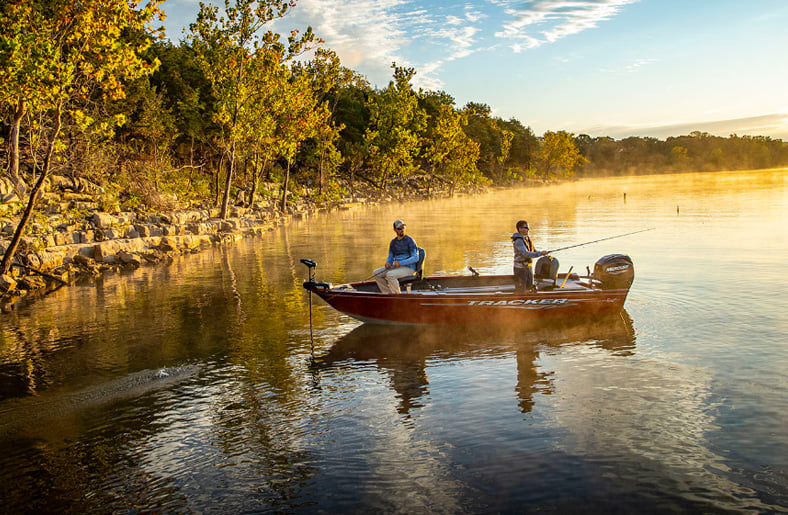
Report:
536,131,587,179
363,64,426,189
461,103,513,182
0,0,163,275
271,73,328,212
148,41,218,172
292,49,365,196
499,118,539,175
189,0,318,218
419,93,482,194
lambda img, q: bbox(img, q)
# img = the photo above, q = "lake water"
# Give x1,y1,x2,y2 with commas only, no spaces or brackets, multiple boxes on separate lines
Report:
0,169,786,513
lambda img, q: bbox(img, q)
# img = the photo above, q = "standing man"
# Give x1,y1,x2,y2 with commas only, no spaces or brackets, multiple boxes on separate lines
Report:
373,220,419,294
511,220,548,292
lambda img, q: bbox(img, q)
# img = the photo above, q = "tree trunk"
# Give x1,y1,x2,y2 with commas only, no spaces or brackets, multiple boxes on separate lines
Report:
248,156,268,208
213,155,224,207
1,101,62,275
279,158,290,212
7,97,28,198
220,144,236,219
318,138,327,195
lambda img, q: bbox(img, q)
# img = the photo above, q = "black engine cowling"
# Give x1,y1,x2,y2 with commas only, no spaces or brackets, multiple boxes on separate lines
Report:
593,254,634,289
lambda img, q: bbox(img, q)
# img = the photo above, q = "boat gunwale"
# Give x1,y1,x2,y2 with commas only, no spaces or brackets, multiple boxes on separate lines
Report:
318,275,622,298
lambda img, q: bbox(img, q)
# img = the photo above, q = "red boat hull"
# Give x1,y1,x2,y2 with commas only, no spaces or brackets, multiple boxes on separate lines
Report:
307,276,630,326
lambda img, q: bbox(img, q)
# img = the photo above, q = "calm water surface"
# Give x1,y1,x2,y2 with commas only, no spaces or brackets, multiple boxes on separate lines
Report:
1,169,786,513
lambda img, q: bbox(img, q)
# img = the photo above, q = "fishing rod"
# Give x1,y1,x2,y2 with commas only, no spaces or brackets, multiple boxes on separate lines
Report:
546,227,655,254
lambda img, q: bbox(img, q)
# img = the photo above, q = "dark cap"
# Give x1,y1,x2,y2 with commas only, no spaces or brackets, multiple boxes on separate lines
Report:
393,220,406,229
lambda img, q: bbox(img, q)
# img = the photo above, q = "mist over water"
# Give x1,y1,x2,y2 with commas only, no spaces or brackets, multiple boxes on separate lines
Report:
1,169,786,512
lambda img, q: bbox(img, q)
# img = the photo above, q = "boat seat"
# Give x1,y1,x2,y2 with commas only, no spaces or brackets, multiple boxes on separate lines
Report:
534,255,559,287
399,247,426,292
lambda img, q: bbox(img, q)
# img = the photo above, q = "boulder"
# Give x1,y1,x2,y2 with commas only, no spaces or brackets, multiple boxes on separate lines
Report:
17,275,46,291
73,254,95,267
92,212,116,229
0,274,17,293
118,251,141,267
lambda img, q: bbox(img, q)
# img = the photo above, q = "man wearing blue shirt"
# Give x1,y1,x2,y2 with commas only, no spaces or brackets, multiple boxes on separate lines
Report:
372,220,419,293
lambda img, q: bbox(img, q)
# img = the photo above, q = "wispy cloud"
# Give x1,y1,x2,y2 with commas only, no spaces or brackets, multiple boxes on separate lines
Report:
495,0,639,52
275,0,488,90
271,0,419,85
412,6,486,89
269,0,637,88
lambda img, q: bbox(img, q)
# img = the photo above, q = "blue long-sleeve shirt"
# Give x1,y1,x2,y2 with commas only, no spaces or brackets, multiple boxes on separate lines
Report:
387,235,419,270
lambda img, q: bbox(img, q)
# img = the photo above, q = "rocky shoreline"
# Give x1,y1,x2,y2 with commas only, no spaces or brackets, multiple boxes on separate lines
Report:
0,174,488,311
0,176,367,311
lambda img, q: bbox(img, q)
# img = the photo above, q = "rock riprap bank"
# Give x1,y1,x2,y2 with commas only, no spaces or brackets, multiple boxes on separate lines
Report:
0,175,342,309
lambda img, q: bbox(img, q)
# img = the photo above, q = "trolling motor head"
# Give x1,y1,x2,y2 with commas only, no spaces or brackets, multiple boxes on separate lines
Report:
300,259,331,292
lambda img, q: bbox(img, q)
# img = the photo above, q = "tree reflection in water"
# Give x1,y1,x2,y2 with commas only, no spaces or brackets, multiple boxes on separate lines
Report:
313,311,635,415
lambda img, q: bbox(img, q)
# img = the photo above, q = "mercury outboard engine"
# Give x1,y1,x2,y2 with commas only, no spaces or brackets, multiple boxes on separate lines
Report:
593,254,634,289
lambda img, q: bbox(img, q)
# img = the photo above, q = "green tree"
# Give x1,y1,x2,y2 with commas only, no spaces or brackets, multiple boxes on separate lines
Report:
419,93,482,194
148,41,218,175
536,131,586,179
188,0,317,218
0,0,163,275
499,118,539,176
461,102,512,183
271,73,329,212
292,49,365,196
363,64,426,189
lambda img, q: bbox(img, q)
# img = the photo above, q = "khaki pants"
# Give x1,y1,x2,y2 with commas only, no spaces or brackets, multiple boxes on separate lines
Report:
373,266,415,293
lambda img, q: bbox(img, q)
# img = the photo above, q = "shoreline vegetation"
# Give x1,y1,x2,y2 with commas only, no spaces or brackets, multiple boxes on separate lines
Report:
2,1,788,309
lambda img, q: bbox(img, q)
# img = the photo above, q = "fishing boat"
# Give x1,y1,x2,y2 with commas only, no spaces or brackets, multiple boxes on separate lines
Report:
301,253,635,326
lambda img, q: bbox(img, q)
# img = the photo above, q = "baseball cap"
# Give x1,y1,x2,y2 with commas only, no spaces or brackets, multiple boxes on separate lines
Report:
393,220,406,229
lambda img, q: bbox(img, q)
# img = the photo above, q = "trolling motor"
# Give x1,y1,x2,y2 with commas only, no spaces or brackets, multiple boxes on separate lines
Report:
300,258,322,365
301,258,316,281
301,259,331,292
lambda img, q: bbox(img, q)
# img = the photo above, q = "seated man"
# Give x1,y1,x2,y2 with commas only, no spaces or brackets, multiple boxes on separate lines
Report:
372,220,419,293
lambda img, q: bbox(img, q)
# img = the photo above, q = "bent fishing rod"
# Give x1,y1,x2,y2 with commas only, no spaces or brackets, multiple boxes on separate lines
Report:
545,227,654,254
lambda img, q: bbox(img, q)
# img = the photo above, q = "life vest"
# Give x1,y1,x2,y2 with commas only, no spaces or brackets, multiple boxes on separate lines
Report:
512,233,535,266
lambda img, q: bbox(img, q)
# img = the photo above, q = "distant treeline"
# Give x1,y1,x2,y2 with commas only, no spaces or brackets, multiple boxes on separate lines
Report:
575,132,788,176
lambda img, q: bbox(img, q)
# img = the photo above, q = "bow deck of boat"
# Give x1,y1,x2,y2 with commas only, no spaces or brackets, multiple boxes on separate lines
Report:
332,274,597,294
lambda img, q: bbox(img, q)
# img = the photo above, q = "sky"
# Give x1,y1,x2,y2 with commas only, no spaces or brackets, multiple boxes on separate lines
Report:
158,0,788,141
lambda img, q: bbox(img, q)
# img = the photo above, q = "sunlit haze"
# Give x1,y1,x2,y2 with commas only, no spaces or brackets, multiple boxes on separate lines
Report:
159,0,788,140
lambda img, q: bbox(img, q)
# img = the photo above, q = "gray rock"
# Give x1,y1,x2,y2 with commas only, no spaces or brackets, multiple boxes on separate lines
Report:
0,274,17,293
92,212,116,229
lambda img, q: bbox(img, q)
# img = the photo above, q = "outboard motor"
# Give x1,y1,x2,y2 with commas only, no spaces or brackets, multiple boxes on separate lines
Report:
593,254,634,289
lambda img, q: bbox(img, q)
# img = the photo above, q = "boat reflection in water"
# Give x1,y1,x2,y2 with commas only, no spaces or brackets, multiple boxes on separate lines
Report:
313,312,635,416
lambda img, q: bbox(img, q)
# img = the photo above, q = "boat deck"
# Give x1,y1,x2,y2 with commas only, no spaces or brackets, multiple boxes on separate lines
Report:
337,274,601,295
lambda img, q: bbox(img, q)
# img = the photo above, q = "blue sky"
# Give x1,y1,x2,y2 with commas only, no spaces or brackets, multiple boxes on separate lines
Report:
159,0,788,140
